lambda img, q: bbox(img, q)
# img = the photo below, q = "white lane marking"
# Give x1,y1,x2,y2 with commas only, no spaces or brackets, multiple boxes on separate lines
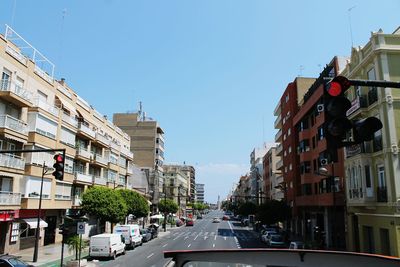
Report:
214,235,217,241
188,244,191,248
228,221,234,233
194,235,199,240
224,236,227,240
147,253,154,258
184,236,189,240
213,243,215,248
173,236,179,240
162,244,168,247
204,236,208,240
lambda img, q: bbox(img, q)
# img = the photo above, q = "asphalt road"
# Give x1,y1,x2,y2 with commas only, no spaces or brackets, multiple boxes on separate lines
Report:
92,210,266,267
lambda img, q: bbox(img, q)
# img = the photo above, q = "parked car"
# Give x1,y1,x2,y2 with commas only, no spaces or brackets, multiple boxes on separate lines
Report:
147,224,159,238
140,229,152,242
241,218,249,226
289,241,305,249
222,215,230,221
212,217,221,223
176,219,184,227
89,234,126,260
197,214,203,219
113,224,142,249
266,234,286,248
0,255,33,267
261,230,278,243
186,220,194,226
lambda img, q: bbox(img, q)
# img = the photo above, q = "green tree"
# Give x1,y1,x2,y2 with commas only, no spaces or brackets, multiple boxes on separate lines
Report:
256,200,291,225
81,186,127,224
237,201,257,216
158,199,178,214
66,235,88,260
117,189,150,218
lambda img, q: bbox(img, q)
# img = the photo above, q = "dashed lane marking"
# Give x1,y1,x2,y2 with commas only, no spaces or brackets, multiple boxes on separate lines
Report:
188,244,191,248
194,235,199,240
147,253,154,259
162,244,168,247
214,235,217,241
213,243,215,248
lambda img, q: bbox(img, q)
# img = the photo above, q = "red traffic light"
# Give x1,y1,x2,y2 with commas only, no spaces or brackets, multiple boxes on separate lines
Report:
326,76,351,97
53,154,64,180
54,154,63,162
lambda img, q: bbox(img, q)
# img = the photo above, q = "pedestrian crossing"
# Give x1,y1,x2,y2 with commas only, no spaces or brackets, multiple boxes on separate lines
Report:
169,231,258,241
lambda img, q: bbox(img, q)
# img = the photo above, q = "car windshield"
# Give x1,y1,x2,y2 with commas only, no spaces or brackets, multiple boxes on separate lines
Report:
1,2,398,267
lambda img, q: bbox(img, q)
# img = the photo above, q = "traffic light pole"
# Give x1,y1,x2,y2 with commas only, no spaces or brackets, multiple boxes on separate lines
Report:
347,79,400,88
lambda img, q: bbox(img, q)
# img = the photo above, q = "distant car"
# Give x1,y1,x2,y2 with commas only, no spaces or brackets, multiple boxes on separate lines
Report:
147,224,159,239
212,217,221,223
266,234,286,248
140,229,152,242
289,241,305,249
0,255,33,267
261,230,278,243
197,214,203,219
222,215,230,221
186,220,194,226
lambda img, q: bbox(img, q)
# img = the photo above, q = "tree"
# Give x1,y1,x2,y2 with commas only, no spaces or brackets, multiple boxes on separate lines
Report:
158,199,178,214
117,189,150,218
256,200,291,225
66,235,88,260
81,186,127,225
237,201,257,217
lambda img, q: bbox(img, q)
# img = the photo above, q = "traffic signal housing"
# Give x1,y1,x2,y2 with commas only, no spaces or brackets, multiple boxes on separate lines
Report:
52,154,65,180
323,76,353,162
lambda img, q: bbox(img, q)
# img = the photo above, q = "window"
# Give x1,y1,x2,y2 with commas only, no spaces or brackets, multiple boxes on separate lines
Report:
37,90,48,101
312,136,316,149
283,133,286,141
317,127,324,140
20,222,36,239
378,165,386,187
289,164,292,171
0,177,13,192
55,182,72,200
1,69,11,90
22,176,52,199
288,128,291,136
60,127,76,147
65,156,74,174
34,114,58,139
285,94,289,103
288,146,292,153
380,228,390,256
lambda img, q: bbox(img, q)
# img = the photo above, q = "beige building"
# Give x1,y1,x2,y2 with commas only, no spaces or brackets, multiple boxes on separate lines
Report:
113,110,165,208
342,27,400,256
0,26,134,254
162,165,189,217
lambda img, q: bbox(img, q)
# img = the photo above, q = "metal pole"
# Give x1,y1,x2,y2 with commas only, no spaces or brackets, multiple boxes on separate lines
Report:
78,234,82,267
33,163,46,262
60,234,65,267
331,162,336,250
164,183,166,232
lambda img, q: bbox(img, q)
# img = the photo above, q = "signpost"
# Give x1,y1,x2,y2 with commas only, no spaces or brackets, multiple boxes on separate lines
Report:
77,222,85,267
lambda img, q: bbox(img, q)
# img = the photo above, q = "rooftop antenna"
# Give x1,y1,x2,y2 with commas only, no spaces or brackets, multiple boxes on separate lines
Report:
348,6,356,47
58,8,67,75
299,65,304,77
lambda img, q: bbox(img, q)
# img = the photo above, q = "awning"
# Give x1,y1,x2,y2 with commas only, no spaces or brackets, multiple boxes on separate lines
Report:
58,97,77,114
22,218,48,229
147,200,152,205
4,133,27,144
150,214,163,219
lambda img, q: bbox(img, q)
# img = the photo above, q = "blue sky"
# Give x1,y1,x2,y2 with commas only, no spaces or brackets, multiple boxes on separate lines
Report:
1,1,399,203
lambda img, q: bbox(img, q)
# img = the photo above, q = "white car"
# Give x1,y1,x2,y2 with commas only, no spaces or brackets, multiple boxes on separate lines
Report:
113,224,142,249
212,217,221,223
89,234,126,260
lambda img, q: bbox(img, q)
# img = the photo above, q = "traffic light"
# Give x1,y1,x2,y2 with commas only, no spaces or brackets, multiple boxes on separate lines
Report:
323,76,353,162
52,154,64,180
58,223,71,237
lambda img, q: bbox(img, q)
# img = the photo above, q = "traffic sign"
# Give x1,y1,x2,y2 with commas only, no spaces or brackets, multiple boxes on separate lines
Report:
77,222,85,235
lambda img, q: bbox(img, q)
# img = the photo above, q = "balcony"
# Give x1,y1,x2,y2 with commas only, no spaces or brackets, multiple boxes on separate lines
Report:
373,136,383,152
127,163,134,174
32,98,59,117
95,132,110,147
275,129,282,142
76,147,91,161
62,113,78,128
274,114,282,129
0,191,21,206
348,188,364,199
77,123,95,139
368,88,378,106
91,153,108,166
0,115,28,135
72,196,81,206
346,95,368,118
0,79,33,107
377,186,387,202
93,176,107,186
276,159,283,170
74,172,93,184
118,158,126,168
0,154,25,170
120,147,133,159
110,141,120,151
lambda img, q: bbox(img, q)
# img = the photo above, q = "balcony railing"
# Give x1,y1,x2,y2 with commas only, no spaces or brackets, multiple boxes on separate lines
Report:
0,79,33,103
276,159,283,170
93,153,108,165
5,44,28,65
118,158,126,168
110,141,120,151
276,143,283,155
74,171,93,184
373,136,383,152
0,154,25,170
120,147,133,159
93,176,107,186
368,88,378,105
274,114,282,129
62,113,78,128
33,98,59,117
127,163,134,174
377,186,387,202
95,132,110,146
275,129,282,142
0,115,28,134
78,123,95,139
76,147,91,159
0,191,21,205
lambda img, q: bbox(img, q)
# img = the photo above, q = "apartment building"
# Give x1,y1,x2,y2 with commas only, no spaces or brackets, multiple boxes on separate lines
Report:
162,165,189,216
0,26,134,254
341,28,400,256
292,58,347,250
113,111,165,207
177,165,195,202
274,77,315,232
263,145,283,201
250,144,271,204
195,183,205,203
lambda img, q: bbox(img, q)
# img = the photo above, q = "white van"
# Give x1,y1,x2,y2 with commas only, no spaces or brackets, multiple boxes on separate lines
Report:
89,234,126,260
113,224,142,249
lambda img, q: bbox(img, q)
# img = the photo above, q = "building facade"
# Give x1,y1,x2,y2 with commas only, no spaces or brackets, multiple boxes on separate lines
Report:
162,165,189,217
195,183,205,203
263,145,283,201
0,26,134,254
341,27,400,256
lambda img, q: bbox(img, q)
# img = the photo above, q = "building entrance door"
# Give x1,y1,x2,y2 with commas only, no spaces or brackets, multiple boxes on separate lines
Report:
44,216,57,245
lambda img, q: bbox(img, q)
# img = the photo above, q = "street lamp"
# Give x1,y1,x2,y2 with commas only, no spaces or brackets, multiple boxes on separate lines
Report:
163,182,167,232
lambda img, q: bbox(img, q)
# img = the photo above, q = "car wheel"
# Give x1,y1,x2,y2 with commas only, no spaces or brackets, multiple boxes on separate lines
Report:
112,251,116,260
122,248,126,255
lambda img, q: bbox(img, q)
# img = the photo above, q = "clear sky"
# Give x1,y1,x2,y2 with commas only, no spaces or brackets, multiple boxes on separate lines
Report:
1,0,399,203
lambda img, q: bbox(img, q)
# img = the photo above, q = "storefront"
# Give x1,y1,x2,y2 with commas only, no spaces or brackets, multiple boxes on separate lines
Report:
0,210,20,254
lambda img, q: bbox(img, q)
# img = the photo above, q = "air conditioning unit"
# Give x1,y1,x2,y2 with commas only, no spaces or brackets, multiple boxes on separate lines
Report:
386,95,393,105
317,104,324,113
391,144,398,154
320,158,328,166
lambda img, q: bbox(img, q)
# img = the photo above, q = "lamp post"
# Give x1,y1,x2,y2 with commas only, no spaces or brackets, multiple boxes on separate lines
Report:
163,182,167,232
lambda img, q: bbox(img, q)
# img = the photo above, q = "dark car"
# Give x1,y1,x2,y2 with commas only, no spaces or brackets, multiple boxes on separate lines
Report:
186,220,194,226
140,229,152,242
222,215,230,221
0,255,33,267
147,225,159,239
197,214,203,219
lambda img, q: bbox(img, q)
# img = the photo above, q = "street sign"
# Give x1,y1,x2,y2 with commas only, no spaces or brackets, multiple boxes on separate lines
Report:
77,222,85,235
